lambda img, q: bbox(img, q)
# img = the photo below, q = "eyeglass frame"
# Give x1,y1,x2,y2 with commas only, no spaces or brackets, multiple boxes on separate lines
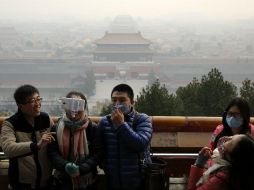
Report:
24,97,43,105
225,111,242,119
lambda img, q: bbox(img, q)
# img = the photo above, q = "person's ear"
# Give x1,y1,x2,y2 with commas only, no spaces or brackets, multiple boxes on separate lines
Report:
131,99,135,105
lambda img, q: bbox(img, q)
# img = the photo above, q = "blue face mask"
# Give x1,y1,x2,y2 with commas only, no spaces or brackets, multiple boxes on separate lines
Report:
112,103,131,115
226,116,243,128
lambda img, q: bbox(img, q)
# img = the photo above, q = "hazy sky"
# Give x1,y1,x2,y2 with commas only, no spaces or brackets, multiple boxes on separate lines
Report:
1,0,254,21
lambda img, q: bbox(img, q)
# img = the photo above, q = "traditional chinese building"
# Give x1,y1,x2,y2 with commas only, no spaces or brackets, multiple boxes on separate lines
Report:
91,16,159,79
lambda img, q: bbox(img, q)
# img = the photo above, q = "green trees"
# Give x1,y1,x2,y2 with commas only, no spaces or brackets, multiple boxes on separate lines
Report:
240,79,254,116
197,68,237,116
176,68,237,116
176,78,201,116
100,103,112,116
135,80,178,115
99,67,254,116
136,68,239,116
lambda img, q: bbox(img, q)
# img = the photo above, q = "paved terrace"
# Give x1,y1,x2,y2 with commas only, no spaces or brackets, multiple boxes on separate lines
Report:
1,116,253,190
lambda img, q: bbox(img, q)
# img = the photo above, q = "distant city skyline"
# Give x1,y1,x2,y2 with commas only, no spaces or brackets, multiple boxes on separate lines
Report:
0,0,254,22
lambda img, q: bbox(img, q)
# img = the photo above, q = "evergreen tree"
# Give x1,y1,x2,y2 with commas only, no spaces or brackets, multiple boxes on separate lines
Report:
100,103,112,116
176,78,201,115
176,68,237,116
240,79,254,116
135,79,178,116
197,68,237,116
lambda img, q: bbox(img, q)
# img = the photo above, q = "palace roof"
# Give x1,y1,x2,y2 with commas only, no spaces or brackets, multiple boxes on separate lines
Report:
95,32,151,45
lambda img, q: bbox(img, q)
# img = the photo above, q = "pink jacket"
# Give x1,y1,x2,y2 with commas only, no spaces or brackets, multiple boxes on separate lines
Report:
209,124,254,150
188,165,229,190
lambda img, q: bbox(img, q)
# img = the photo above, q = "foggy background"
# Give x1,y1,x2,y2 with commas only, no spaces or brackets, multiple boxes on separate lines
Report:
1,0,254,115
1,0,254,21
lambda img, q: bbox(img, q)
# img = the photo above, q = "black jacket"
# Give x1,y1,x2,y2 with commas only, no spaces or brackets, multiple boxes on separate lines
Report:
47,118,103,177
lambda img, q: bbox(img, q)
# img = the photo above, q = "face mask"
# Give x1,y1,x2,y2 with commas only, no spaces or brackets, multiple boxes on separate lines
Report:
212,148,230,165
112,103,131,115
59,97,86,117
217,136,231,158
226,116,243,128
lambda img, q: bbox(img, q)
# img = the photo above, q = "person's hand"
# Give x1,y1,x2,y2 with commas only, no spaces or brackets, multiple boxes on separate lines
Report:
199,147,212,157
111,109,124,127
195,147,212,168
65,162,80,177
37,132,55,149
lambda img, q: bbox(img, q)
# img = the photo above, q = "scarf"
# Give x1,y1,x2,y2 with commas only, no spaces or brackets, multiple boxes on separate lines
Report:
57,115,95,189
57,114,89,162
196,148,230,186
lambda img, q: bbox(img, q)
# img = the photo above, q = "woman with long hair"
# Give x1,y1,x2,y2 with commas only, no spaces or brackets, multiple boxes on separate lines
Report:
209,97,254,150
188,134,254,190
48,91,103,190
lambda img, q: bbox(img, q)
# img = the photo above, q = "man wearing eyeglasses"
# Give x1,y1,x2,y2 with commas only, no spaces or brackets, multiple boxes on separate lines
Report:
1,84,55,190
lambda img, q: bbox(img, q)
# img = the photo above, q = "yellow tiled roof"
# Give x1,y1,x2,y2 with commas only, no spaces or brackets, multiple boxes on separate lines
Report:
95,32,151,45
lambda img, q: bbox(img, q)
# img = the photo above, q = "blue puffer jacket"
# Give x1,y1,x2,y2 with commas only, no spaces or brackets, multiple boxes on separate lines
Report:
98,110,153,190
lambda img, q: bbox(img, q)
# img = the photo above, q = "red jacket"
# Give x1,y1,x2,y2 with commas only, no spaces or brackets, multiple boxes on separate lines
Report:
209,124,254,150
188,165,229,190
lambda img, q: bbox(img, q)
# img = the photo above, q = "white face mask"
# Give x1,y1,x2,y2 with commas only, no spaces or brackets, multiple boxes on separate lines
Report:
112,103,131,115
59,97,86,117
226,116,243,128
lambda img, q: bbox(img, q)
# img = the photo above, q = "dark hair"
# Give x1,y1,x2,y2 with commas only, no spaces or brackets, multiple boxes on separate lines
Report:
66,91,86,100
66,91,87,109
214,97,251,148
228,134,254,190
111,84,134,100
14,84,39,105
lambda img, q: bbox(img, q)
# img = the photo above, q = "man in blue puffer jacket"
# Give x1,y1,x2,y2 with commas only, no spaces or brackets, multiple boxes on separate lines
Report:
98,83,153,190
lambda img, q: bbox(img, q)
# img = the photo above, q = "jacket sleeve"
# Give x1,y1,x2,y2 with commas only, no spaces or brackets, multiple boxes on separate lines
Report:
79,122,104,175
188,165,228,190
47,126,68,172
117,113,152,152
250,124,254,136
1,121,33,158
209,125,223,151
188,165,205,190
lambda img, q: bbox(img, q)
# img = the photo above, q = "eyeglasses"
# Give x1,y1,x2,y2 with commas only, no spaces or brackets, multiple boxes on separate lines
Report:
226,111,242,118
25,97,43,104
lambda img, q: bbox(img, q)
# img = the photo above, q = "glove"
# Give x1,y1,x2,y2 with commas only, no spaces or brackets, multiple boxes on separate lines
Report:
65,162,79,175
195,154,210,168
195,147,212,168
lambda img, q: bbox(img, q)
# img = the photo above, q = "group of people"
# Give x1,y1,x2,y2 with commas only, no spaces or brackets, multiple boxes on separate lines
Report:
1,84,152,190
188,97,254,190
1,83,254,190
